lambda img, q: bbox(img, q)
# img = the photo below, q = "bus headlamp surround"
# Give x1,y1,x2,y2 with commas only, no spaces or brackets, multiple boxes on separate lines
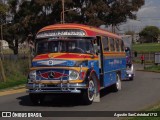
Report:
69,70,79,80
29,70,36,81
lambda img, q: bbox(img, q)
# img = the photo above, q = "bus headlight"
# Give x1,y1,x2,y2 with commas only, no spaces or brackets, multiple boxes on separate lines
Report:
128,74,132,77
69,70,79,80
29,70,36,81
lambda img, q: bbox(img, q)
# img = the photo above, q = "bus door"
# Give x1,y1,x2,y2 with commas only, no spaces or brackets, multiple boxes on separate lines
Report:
96,36,104,87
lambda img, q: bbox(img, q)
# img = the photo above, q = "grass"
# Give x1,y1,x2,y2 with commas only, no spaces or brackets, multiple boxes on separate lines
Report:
133,60,154,64
133,43,160,53
0,79,26,90
128,103,160,120
0,59,29,90
144,65,160,72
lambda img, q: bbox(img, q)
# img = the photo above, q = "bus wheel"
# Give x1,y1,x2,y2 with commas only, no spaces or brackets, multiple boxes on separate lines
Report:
81,77,96,105
112,74,121,92
29,93,45,105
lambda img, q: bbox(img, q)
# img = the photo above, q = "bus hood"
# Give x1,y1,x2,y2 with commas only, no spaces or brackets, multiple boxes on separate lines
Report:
32,53,93,67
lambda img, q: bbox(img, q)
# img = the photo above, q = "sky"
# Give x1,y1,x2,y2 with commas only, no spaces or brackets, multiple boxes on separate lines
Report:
120,0,160,32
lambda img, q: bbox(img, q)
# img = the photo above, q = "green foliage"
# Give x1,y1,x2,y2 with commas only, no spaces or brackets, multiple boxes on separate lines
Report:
139,26,160,43
82,0,109,26
129,116,160,120
128,97,160,120
105,0,145,26
0,78,26,90
0,2,8,15
144,65,160,72
129,104,160,120
3,0,145,54
125,31,135,36
0,59,29,90
0,1,8,25
133,43,160,53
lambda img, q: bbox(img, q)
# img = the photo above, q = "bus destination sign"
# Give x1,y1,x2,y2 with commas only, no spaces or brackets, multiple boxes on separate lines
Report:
36,29,86,38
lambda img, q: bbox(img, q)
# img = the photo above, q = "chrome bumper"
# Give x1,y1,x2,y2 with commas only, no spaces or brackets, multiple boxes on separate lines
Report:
26,83,87,93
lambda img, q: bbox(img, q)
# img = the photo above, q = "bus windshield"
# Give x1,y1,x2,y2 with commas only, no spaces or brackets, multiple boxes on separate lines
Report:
36,38,94,55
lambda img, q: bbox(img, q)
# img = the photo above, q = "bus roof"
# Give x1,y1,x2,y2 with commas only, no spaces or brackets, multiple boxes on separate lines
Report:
37,23,121,39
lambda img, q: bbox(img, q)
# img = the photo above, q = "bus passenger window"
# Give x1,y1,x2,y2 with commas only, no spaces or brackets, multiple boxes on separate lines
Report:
115,39,120,51
110,38,115,51
102,37,109,52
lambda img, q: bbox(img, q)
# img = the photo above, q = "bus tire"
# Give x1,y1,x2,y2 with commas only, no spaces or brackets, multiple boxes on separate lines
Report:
129,76,134,81
81,75,96,105
112,74,121,92
29,93,45,105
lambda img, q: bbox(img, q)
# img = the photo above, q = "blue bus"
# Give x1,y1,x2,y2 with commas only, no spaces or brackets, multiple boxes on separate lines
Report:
26,24,126,105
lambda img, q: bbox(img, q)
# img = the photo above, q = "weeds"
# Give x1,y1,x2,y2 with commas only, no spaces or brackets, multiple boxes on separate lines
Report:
0,59,29,90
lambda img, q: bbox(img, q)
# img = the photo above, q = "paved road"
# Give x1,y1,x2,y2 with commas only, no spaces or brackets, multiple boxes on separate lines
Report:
0,65,160,120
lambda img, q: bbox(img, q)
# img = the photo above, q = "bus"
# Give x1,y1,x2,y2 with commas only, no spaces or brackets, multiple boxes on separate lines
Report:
26,23,126,105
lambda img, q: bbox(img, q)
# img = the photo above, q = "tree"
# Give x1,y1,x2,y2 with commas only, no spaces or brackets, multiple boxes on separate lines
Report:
3,0,145,54
30,0,145,27
2,0,21,55
0,1,7,82
105,0,144,32
0,1,8,16
139,26,160,43
3,0,51,54
64,0,145,27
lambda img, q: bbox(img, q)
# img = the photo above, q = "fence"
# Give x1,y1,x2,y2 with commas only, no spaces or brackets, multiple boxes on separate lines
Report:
133,52,155,63
0,48,30,82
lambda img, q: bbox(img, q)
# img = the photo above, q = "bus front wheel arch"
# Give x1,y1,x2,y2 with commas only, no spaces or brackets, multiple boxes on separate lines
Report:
81,72,100,105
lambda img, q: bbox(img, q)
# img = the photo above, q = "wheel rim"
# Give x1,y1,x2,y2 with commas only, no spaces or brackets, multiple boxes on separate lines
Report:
88,80,95,101
116,75,121,90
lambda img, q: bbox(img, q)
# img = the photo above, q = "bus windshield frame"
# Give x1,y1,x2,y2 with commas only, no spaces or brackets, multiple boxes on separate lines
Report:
35,37,95,55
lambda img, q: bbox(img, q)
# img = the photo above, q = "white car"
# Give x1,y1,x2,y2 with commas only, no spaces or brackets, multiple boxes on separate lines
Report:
126,64,135,80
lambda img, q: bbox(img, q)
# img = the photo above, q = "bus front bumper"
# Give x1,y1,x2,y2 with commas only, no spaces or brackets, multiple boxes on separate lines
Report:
26,83,87,94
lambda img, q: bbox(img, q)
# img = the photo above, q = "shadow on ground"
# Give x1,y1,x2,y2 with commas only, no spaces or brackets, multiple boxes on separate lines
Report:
17,86,118,107
17,94,83,107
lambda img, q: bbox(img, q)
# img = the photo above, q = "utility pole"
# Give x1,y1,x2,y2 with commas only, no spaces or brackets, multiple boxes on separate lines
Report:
62,0,64,24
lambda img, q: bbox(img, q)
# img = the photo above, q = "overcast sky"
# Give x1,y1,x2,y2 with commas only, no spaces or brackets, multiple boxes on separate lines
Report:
119,0,160,33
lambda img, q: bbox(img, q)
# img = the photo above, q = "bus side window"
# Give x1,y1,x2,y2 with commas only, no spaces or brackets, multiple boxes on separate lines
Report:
121,40,125,52
115,39,120,52
110,38,115,51
102,37,109,52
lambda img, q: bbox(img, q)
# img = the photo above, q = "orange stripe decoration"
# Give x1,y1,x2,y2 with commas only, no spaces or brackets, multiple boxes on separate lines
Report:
37,23,121,39
103,52,126,56
33,53,98,61
30,67,88,72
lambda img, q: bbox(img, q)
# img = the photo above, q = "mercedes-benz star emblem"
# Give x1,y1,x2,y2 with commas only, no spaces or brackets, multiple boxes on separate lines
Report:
49,60,53,65
49,72,55,79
